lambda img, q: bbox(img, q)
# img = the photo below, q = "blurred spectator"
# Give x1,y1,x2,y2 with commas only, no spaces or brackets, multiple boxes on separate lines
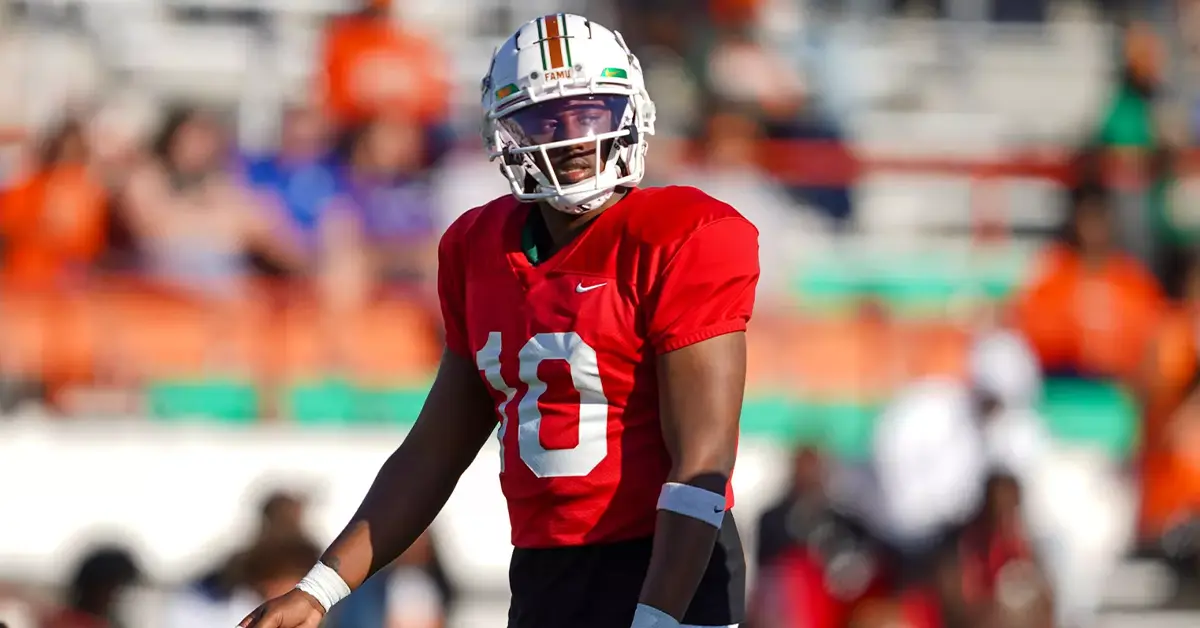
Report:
255,490,311,543
164,538,320,628
120,107,304,374
1141,248,1200,448
163,491,316,628
957,475,1053,628
42,546,141,628
1015,182,1165,382
1141,251,1200,553
342,117,438,289
244,103,344,269
756,447,832,568
970,328,1134,628
866,378,987,583
960,474,1031,601
970,330,1047,473
1185,0,1200,140
863,328,1040,591
327,530,456,628
241,539,322,603
701,11,804,121
695,7,854,227
123,106,303,298
316,0,451,161
751,447,884,628
0,117,109,413
87,93,161,272
751,544,882,628
0,118,106,289
1142,380,1200,576
677,110,825,299
1097,22,1176,268
243,103,368,376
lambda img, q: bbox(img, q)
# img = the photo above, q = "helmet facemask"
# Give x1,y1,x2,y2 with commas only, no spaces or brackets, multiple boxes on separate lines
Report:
490,93,641,214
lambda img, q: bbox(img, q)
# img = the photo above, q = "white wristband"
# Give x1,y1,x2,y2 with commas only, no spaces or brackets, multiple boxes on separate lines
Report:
295,561,351,612
656,482,726,529
631,603,681,628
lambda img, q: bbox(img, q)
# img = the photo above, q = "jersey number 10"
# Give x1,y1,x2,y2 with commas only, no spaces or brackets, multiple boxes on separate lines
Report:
475,331,610,479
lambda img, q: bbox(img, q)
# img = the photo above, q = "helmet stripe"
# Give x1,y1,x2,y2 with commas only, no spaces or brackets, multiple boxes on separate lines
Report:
560,13,573,68
535,17,549,71
542,14,565,69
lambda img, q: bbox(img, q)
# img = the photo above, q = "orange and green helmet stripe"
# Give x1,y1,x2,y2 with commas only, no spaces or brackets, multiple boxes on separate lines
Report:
536,14,573,71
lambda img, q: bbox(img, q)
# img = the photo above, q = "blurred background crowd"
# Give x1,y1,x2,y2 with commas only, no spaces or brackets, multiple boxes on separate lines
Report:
1,0,1200,626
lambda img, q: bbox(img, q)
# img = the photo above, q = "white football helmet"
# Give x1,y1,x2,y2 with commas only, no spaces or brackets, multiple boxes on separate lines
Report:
481,14,656,214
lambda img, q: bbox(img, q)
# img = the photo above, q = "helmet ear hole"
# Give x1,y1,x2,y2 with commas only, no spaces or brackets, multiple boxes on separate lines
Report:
502,148,523,167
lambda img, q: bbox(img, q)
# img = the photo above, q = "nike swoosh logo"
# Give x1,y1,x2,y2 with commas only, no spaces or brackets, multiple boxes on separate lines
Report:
714,506,724,513
575,282,607,293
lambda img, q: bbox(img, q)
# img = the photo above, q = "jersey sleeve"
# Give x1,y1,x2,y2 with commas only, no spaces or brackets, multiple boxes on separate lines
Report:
437,218,471,359
645,217,760,353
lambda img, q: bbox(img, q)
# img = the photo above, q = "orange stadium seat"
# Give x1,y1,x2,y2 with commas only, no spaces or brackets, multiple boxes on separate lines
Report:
347,296,441,384
272,296,326,381
744,314,794,390
900,322,971,381
108,289,210,378
100,283,268,381
269,292,441,385
786,318,902,401
0,291,52,378
0,288,101,384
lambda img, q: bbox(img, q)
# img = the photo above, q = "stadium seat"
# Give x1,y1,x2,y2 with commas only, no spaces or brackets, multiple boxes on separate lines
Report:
796,399,881,461
284,378,358,425
347,297,443,383
1038,378,1139,460
786,318,902,399
148,378,260,423
284,380,431,426
740,394,800,440
793,248,1030,315
355,385,431,425
741,393,880,462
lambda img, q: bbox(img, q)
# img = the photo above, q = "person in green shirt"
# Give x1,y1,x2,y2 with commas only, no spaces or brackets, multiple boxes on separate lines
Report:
1096,22,1186,291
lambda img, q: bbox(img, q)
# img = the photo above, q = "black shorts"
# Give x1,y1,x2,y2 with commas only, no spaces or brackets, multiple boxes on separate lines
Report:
507,512,746,628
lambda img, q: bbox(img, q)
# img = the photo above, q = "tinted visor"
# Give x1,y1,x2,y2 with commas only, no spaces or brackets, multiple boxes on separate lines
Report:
499,95,629,148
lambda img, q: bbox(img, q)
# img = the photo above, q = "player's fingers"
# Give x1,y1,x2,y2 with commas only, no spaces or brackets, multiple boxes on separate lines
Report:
237,606,268,628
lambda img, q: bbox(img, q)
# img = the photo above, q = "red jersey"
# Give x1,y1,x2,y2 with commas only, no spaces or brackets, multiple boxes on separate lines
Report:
437,186,760,548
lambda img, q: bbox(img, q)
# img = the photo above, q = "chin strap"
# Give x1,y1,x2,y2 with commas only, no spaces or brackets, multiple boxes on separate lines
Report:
546,188,615,214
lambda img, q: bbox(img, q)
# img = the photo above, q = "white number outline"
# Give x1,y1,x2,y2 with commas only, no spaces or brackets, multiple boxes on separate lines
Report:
475,331,610,478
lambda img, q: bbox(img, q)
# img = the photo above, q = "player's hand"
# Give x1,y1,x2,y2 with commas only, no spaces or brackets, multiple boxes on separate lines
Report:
238,589,326,628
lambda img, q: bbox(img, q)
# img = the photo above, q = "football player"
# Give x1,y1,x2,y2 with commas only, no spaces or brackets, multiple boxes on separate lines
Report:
240,13,759,628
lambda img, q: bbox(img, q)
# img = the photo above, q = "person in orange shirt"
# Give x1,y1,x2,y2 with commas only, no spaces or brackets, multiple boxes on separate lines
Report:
1141,251,1200,445
1139,251,1200,544
1015,182,1166,383
0,119,107,290
316,0,451,138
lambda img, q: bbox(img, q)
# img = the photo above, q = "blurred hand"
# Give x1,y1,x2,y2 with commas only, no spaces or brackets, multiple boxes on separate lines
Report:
238,589,325,628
